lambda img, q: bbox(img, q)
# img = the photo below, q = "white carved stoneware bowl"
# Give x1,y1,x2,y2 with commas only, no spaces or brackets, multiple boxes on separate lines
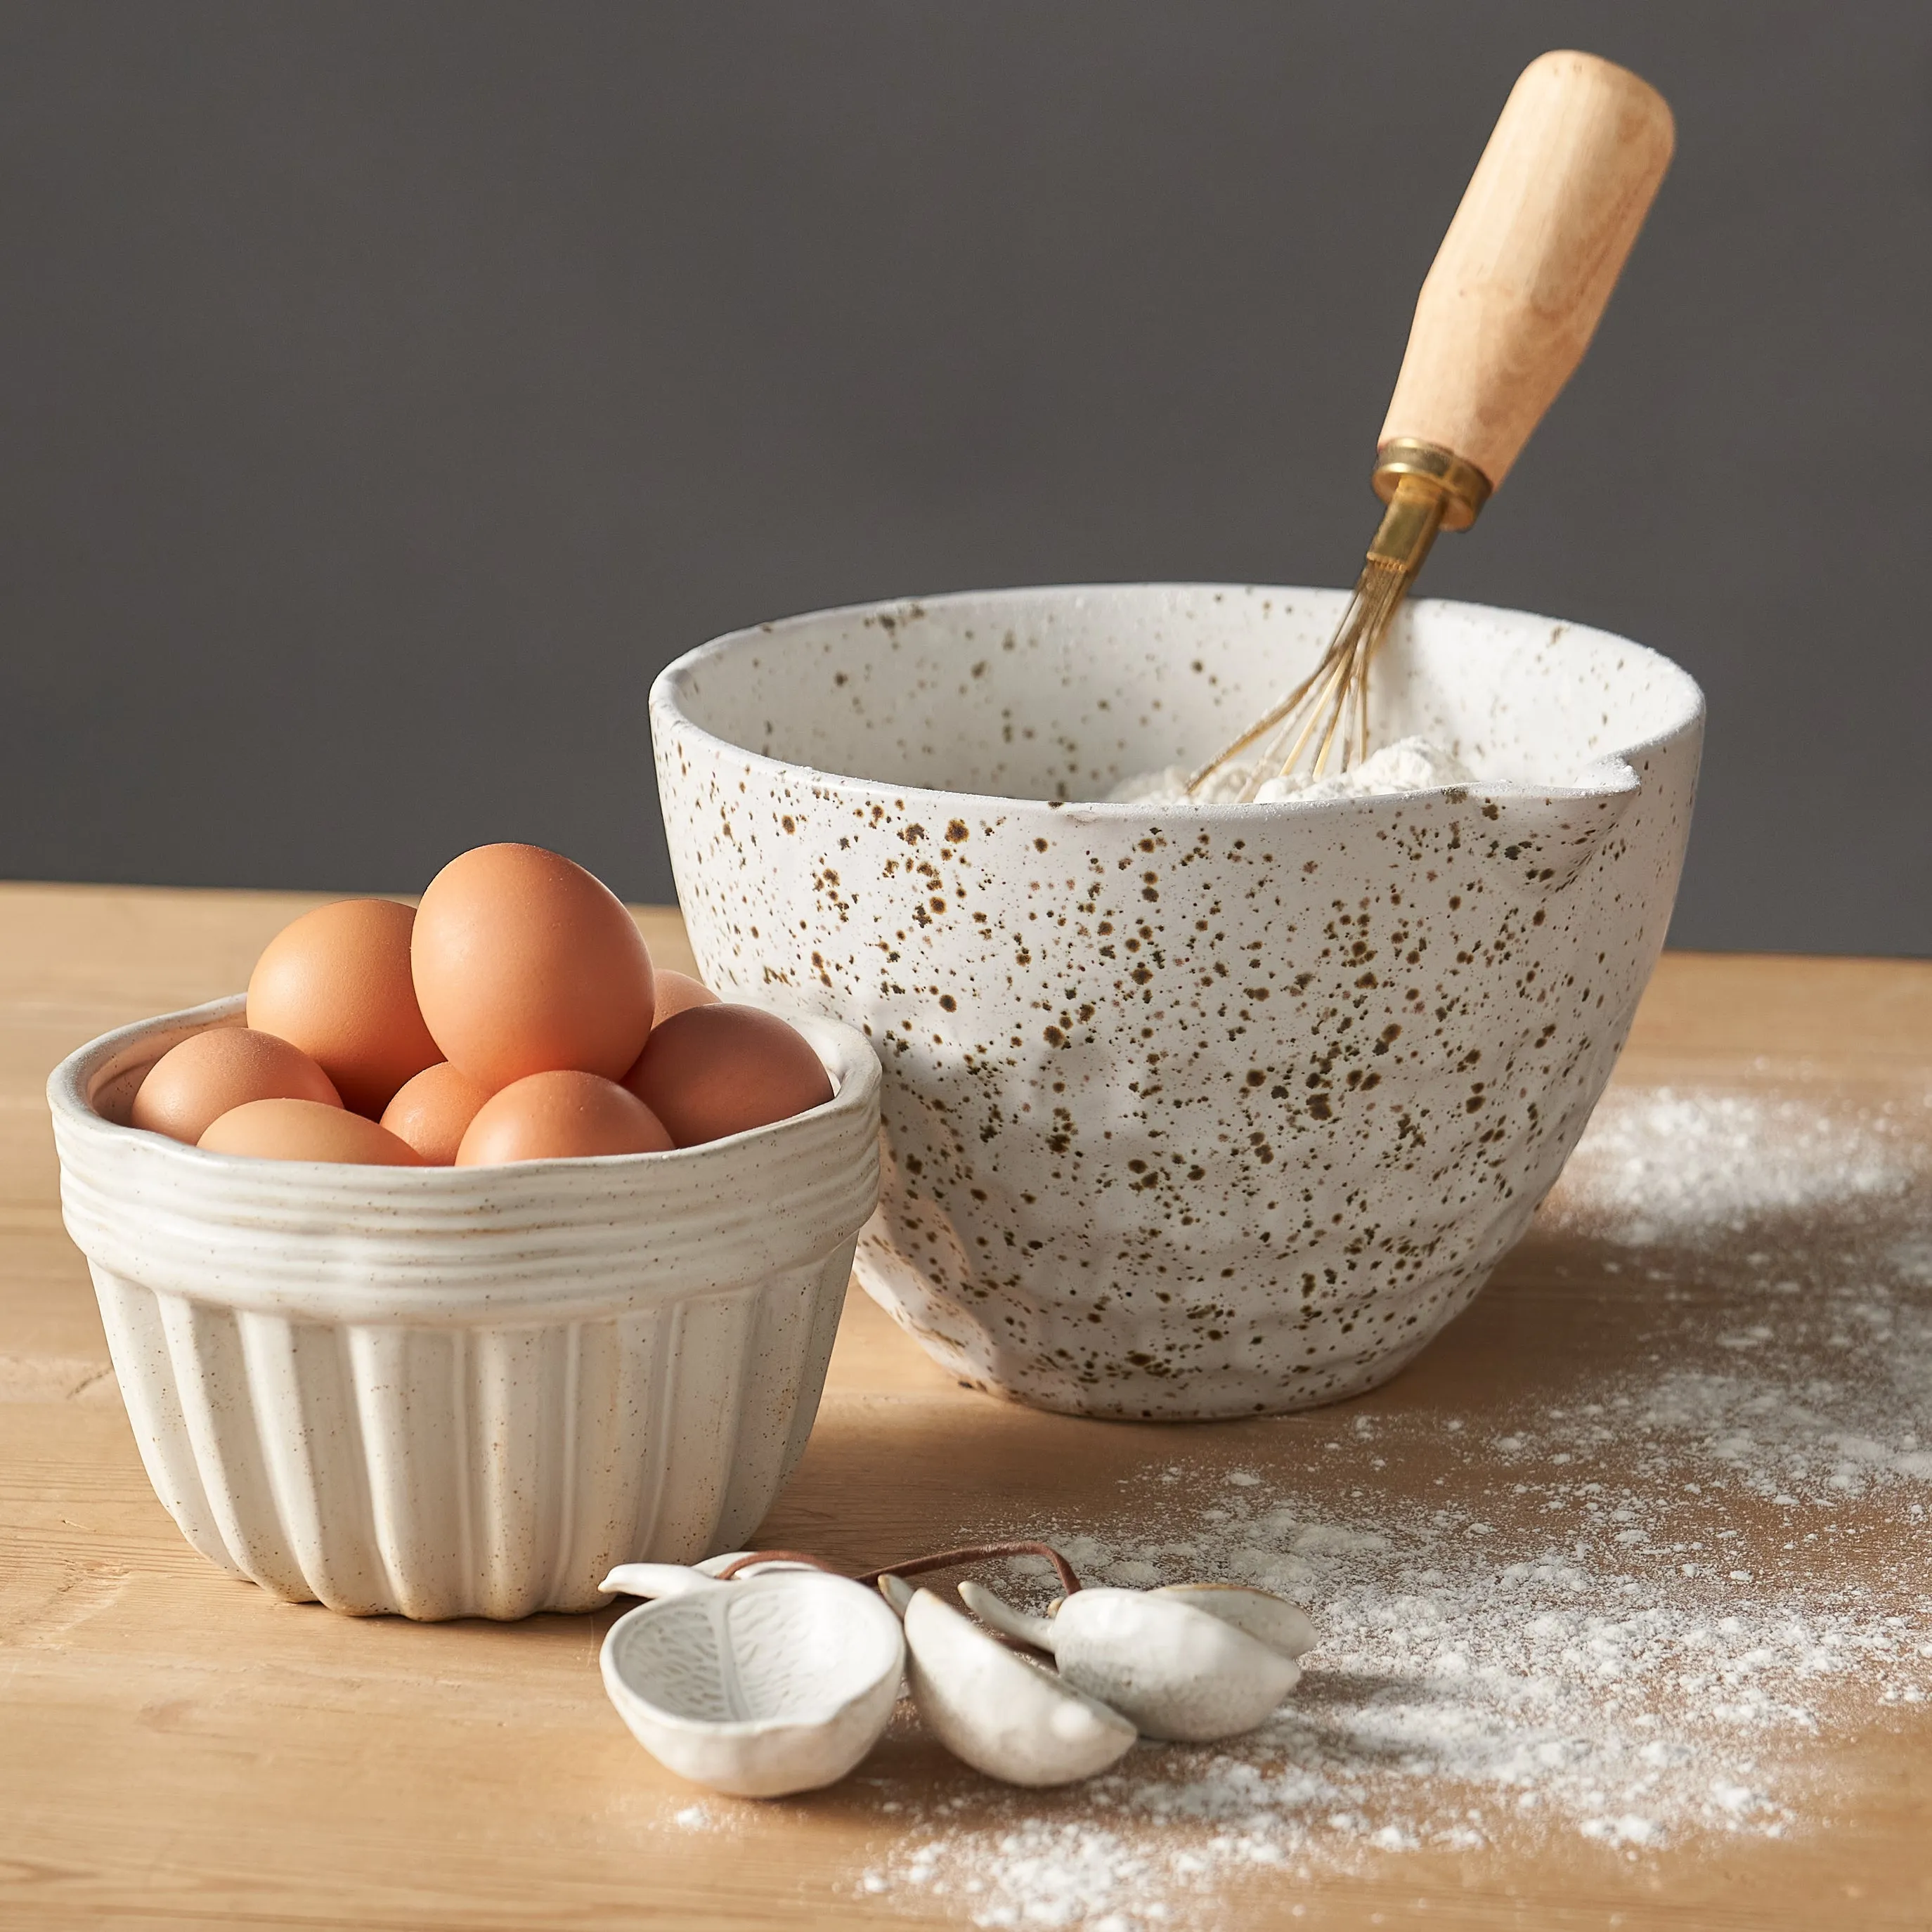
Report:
651,584,1702,1420
48,997,881,1619
600,1567,905,1796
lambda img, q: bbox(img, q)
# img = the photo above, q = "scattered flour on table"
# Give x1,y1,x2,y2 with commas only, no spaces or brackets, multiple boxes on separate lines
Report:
1107,735,1475,806
849,1086,1932,1928
1560,1088,1915,1243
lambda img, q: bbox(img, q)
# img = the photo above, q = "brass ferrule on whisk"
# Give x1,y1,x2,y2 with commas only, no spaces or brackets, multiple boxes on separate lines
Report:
1366,437,1494,573
1180,438,1499,795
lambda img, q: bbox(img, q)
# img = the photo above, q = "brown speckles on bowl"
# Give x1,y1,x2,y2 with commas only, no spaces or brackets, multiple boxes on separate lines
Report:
651,585,1704,1420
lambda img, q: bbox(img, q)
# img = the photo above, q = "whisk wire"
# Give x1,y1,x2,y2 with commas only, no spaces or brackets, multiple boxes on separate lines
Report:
1226,558,1406,800
1186,462,1468,801
1181,657,1330,797
1268,640,1358,796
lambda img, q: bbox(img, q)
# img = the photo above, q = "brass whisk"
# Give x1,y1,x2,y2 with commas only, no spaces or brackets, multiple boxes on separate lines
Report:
1188,50,1675,803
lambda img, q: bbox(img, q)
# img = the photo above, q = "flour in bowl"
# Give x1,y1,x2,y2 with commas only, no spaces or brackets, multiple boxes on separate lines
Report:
1108,735,1474,805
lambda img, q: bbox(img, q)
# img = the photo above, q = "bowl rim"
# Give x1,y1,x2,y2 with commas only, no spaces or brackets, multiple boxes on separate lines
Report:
599,1573,905,1740
48,992,880,1185
649,580,1706,815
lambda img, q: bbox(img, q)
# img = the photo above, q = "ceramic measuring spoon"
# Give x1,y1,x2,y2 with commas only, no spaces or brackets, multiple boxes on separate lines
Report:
599,1566,905,1797
601,1552,824,1600
959,1579,1304,1742
879,1574,1136,1787
601,1561,718,1600
1152,1581,1317,1659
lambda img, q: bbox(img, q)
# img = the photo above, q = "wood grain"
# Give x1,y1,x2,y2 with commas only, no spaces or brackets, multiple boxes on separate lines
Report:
1380,50,1675,488
1,885,1926,1929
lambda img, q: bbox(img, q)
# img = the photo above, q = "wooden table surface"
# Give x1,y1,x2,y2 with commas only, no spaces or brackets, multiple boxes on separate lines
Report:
3,883,1928,1930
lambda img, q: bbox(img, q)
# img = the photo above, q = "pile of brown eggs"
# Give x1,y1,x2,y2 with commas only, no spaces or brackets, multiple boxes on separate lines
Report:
129,843,833,1167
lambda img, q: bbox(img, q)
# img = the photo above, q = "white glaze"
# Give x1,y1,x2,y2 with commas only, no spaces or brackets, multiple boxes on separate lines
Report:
881,1576,1137,1787
48,997,881,1620
1155,1580,1317,1659
960,1581,1301,1742
652,584,1704,1418
602,1569,905,1797
600,1554,827,1598
602,1562,722,1600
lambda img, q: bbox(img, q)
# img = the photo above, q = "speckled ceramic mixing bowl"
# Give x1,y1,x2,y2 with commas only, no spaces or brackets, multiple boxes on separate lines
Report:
50,997,881,1618
651,584,1702,1420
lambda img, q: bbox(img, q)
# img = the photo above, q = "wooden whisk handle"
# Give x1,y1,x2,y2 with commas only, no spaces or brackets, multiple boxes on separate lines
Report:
1379,49,1675,495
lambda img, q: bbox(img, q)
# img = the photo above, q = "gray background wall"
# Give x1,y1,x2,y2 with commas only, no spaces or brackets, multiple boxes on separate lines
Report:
1,1,1925,955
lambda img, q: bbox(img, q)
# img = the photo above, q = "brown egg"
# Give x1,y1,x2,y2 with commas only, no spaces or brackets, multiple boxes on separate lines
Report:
380,1061,493,1165
652,968,720,1026
131,1027,342,1144
200,1098,426,1165
412,845,656,1089
455,1070,673,1165
247,898,441,1115
623,1004,832,1148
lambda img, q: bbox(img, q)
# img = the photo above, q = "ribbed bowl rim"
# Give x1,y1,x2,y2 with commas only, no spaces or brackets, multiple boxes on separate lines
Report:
48,997,882,1313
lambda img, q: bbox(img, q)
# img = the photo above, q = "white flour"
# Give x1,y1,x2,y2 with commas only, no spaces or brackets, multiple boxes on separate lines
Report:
1107,735,1474,806
830,1084,1932,1927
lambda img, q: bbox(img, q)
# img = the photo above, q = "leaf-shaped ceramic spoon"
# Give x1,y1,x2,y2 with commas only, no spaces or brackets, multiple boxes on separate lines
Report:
879,1574,1136,1786
958,1578,1310,1742
599,1562,905,1797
